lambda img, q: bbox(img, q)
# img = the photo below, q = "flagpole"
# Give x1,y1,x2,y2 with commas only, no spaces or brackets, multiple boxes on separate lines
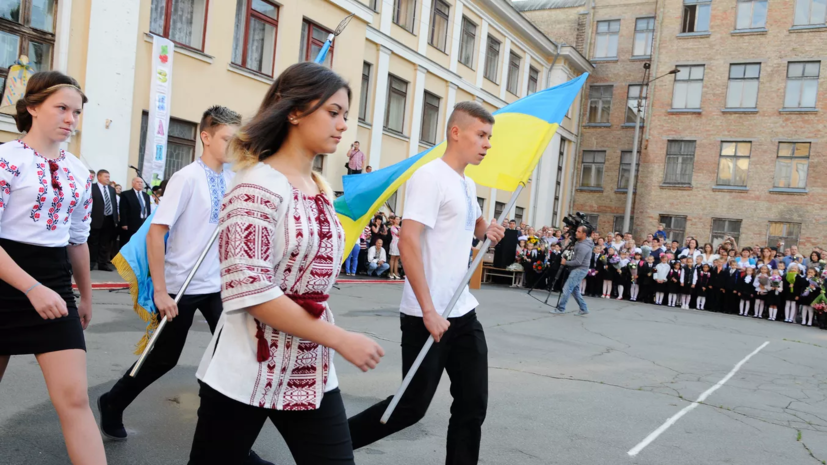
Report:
380,183,525,424
129,227,220,378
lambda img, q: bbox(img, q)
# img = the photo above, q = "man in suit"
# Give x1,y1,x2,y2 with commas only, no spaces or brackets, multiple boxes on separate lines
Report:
89,169,118,271
119,177,152,246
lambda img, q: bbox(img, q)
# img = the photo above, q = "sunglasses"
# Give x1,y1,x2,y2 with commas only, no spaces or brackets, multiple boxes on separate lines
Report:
48,160,60,189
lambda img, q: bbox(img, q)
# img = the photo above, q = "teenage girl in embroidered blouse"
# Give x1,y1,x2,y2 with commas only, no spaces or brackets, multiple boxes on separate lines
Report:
0,72,106,464
189,63,385,465
389,215,402,280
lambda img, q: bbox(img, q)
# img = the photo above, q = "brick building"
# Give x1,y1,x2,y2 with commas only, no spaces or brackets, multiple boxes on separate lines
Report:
515,0,827,249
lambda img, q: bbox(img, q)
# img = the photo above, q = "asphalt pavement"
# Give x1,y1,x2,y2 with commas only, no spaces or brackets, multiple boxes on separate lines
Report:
2,284,827,465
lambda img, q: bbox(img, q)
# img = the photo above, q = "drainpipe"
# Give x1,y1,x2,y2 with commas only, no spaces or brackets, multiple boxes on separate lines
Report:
568,3,594,221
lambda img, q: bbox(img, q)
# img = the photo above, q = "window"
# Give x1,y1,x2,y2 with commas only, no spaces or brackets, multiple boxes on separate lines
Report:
580,151,605,188
484,36,500,82
429,0,449,52
625,84,647,123
726,63,760,108
528,66,539,95
664,140,696,185
659,215,687,244
768,222,801,247
552,140,566,226
784,62,820,109
384,75,407,134
420,92,440,145
794,0,827,26
494,201,505,220
477,197,485,212
514,207,524,224
594,20,619,58
585,214,600,228
300,21,334,68
613,216,634,234
386,192,398,213
138,112,197,178
588,86,612,124
359,62,371,122
393,0,416,33
618,151,640,189
681,0,711,33
150,0,208,50
672,65,704,109
231,0,278,76
736,0,767,29
716,141,751,187
507,52,521,95
0,0,55,91
774,142,810,189
711,219,741,248
313,154,324,172
459,17,476,68
633,17,655,56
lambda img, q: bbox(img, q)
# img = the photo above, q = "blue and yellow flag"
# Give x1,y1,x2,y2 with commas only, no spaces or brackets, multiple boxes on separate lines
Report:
112,211,160,354
335,73,588,258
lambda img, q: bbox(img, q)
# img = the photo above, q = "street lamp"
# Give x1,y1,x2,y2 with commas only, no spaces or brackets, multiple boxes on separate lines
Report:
621,65,680,234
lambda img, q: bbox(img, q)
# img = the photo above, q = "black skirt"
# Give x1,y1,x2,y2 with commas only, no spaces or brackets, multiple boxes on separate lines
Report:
0,239,85,355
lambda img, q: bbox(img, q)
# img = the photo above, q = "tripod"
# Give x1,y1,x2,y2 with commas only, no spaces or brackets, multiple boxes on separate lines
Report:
527,239,575,307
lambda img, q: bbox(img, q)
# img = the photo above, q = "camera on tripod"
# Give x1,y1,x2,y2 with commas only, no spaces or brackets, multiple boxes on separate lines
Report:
560,212,593,258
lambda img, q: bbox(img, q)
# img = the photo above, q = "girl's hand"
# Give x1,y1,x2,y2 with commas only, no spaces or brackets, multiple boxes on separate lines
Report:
78,296,92,329
27,285,68,320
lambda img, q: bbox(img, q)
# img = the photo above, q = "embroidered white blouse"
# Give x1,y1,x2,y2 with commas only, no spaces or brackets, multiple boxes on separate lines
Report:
196,163,346,411
0,140,93,247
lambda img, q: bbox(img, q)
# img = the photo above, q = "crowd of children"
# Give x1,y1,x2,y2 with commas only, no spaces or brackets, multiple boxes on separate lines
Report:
580,244,827,329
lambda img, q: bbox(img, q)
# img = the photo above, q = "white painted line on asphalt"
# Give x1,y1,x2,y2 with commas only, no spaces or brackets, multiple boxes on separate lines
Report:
627,341,770,457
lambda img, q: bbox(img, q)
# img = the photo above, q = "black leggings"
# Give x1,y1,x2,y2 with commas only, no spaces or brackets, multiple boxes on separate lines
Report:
188,383,354,465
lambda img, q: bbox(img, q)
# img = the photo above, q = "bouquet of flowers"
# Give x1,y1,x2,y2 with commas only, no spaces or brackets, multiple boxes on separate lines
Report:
629,262,638,282
588,269,598,277
516,250,527,263
527,236,540,246
757,275,769,293
813,302,827,313
533,261,545,273
609,255,622,270
802,278,820,297
769,274,782,291
506,262,524,272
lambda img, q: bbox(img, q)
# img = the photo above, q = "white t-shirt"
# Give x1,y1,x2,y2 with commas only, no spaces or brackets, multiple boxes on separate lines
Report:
152,159,233,295
401,158,481,318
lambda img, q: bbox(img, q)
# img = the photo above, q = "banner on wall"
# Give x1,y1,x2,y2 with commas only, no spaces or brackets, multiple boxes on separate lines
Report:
141,36,174,187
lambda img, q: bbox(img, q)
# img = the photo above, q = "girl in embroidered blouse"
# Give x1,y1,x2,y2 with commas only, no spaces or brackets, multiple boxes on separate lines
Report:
0,72,105,464
189,63,385,465
388,215,402,280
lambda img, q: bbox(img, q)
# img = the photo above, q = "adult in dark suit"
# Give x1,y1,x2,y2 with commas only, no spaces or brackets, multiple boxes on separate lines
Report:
89,169,117,271
119,177,152,246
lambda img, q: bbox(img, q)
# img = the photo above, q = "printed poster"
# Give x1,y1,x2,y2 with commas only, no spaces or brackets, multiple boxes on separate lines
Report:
141,36,174,186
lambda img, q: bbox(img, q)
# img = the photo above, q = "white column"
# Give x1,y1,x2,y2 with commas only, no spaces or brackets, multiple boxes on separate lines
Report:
54,0,73,73
445,82,457,121
418,0,433,54
80,0,141,185
488,188,497,220
369,46,392,169
448,0,464,73
475,20,489,88
498,37,511,100
527,165,539,226
380,0,393,34
532,134,561,228
520,54,532,97
408,65,428,158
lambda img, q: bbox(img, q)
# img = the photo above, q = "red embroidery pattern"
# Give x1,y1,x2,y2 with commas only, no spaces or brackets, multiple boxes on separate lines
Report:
62,168,79,225
30,161,49,222
81,174,93,222
0,157,20,177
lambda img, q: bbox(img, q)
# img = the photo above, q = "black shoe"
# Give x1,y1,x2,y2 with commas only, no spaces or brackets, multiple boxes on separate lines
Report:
98,264,114,272
97,393,127,440
244,450,275,465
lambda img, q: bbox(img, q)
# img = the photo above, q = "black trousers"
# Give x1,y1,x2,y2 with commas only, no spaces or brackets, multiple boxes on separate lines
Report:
106,292,223,412
347,168,363,175
348,310,488,465
89,218,115,266
189,384,353,465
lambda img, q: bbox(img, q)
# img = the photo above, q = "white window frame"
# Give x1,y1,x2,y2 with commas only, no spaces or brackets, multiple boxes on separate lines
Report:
682,0,712,33
716,141,751,187
588,85,613,124
664,140,696,185
794,0,827,26
726,63,760,109
784,61,820,109
672,65,705,109
633,17,654,57
580,150,606,188
736,0,768,29
773,142,810,189
594,20,620,59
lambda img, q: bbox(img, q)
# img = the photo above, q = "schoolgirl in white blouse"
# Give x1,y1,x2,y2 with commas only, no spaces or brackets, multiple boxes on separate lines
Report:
0,72,106,464
188,62,385,465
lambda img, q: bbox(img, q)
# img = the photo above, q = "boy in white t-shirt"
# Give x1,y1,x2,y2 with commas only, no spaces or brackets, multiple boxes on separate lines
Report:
98,106,271,465
348,102,505,464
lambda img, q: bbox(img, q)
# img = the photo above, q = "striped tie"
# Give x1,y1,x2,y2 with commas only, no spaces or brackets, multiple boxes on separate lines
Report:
103,185,112,216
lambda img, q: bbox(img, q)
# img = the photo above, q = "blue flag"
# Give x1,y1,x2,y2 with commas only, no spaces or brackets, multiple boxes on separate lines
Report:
112,211,160,355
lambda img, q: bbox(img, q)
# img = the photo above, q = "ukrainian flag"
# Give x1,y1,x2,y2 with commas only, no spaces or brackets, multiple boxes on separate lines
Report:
335,73,588,258
112,211,160,354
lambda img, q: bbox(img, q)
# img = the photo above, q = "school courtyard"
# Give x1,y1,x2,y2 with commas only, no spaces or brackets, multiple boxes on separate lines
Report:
1,282,826,464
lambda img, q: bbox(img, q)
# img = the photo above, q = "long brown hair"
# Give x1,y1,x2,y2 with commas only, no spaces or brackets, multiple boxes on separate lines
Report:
230,62,351,195
15,71,87,132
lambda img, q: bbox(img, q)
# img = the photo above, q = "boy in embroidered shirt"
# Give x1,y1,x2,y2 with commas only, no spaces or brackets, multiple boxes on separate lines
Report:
98,106,271,463
348,102,505,464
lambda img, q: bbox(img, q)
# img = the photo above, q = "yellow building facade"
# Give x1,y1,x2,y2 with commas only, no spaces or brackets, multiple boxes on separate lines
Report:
0,0,592,228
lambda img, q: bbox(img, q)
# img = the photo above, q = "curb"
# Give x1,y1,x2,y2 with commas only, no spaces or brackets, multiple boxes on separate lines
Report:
81,279,404,290
77,283,130,290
